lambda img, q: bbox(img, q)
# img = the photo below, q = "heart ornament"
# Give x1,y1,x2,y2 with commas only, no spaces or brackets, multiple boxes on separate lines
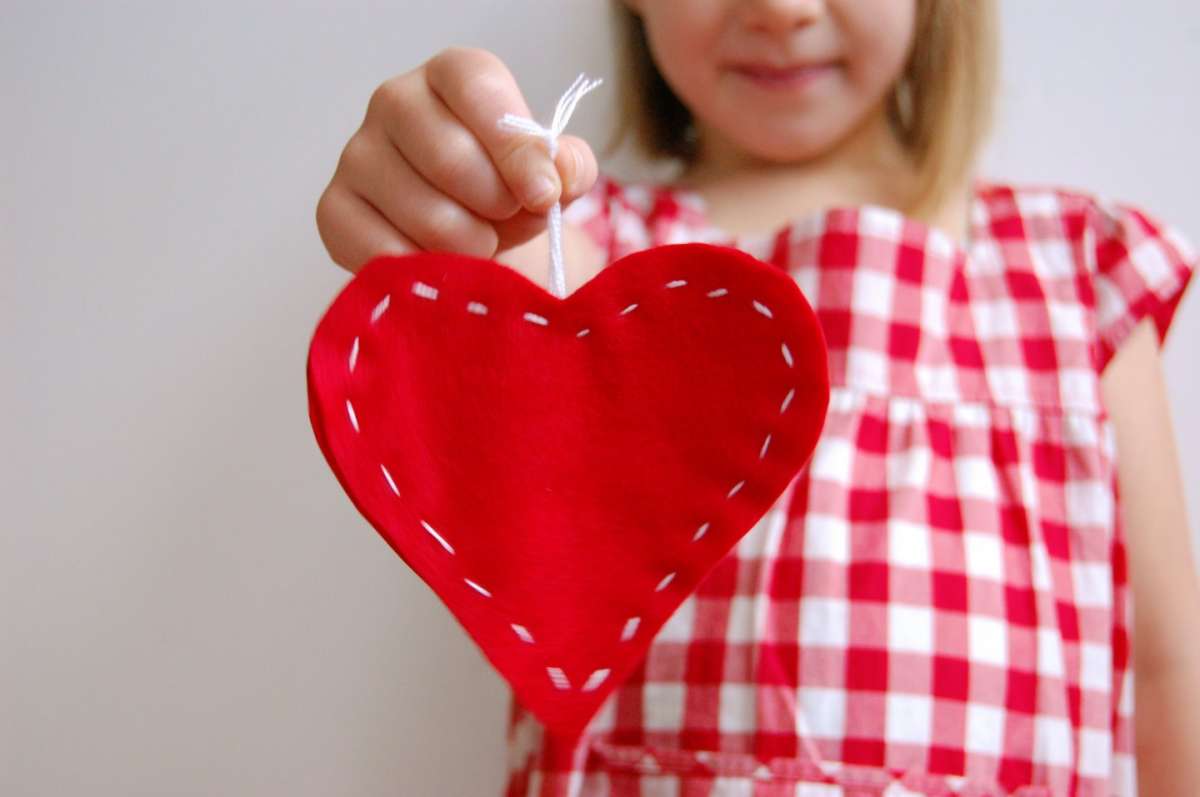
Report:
306,242,829,738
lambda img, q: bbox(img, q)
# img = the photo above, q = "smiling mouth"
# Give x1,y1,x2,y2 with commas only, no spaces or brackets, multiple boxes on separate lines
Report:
729,62,838,90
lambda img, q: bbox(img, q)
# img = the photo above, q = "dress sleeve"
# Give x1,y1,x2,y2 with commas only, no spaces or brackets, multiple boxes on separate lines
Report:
1085,195,1197,372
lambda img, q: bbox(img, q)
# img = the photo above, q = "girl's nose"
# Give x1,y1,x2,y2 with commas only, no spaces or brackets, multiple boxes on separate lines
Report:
740,0,825,33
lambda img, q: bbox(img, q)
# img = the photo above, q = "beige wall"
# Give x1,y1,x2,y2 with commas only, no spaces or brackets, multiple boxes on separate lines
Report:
3,2,1196,794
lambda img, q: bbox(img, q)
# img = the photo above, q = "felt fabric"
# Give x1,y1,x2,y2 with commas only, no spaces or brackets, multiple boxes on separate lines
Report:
306,242,830,739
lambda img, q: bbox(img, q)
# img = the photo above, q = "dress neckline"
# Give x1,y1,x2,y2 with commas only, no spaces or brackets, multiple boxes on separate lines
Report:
663,177,992,263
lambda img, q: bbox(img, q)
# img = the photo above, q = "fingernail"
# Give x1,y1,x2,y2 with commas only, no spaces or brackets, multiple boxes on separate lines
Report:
526,173,558,207
564,145,583,193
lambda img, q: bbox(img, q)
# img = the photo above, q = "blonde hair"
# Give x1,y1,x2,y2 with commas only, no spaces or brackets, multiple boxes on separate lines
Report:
606,1,1000,221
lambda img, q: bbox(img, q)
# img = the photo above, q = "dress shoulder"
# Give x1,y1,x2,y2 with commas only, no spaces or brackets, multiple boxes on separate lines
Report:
1079,189,1197,371
973,180,1196,374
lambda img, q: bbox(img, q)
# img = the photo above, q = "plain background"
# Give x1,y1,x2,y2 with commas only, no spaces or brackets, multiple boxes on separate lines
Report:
3,2,1197,794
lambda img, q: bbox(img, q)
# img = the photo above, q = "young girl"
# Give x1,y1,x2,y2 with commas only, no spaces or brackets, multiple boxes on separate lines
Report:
315,1,1199,794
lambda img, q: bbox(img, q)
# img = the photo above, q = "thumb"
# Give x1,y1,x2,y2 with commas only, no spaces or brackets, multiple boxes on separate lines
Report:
492,135,597,254
554,134,599,207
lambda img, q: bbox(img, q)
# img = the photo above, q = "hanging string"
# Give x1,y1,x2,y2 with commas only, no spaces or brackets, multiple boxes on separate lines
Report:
498,73,603,299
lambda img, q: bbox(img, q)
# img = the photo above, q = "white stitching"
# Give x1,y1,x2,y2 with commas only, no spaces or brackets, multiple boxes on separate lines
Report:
753,300,773,318
576,328,590,337
370,295,390,323
349,336,360,372
665,279,687,288
581,668,610,691
621,617,641,640
412,281,439,300
706,288,728,298
759,434,772,460
467,301,488,315
345,399,360,433
620,302,638,315
546,667,571,690
780,387,795,413
464,578,492,598
380,463,400,495
512,623,535,643
523,311,549,326
781,341,794,367
420,520,455,555
692,521,710,542
655,572,676,591
727,480,745,498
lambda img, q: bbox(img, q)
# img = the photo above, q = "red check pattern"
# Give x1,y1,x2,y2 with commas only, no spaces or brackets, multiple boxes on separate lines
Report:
501,174,1197,797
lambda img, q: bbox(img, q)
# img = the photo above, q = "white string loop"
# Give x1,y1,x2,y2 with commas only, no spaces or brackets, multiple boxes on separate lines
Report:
497,73,603,299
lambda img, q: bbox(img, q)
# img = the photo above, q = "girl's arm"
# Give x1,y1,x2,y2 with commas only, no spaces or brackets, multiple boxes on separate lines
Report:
1100,316,1200,796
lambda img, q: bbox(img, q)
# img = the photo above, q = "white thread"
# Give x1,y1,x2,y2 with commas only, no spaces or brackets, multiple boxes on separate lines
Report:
464,578,492,598
467,301,489,315
349,336,360,372
655,572,676,591
412,281,439,300
370,295,390,323
420,519,455,555
620,302,638,316
780,387,796,413
665,279,687,288
760,434,772,460
727,480,745,498
581,668,610,692
576,328,590,337
345,399,360,432
753,300,773,318
781,342,794,367
523,311,549,326
512,623,535,643
497,73,603,299
546,666,571,690
692,521,710,542
706,288,729,298
620,616,641,640
380,463,399,496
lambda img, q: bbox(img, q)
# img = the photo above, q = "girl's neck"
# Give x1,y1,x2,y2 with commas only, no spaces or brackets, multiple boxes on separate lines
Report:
674,105,974,248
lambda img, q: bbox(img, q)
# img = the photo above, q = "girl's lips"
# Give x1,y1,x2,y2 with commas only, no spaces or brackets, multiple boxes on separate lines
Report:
730,62,837,90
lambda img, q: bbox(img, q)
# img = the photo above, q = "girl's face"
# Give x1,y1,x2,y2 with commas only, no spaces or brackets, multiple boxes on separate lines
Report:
626,0,917,167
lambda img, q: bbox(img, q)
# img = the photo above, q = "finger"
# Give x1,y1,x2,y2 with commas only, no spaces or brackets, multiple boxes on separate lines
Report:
344,130,499,257
316,185,419,274
495,137,566,214
372,76,520,222
491,137,598,254
555,135,599,206
424,48,562,214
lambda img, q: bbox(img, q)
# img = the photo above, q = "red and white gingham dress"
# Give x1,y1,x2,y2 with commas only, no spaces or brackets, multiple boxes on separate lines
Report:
501,173,1197,797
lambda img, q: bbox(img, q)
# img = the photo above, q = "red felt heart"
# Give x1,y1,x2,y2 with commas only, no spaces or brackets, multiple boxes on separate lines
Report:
306,242,829,739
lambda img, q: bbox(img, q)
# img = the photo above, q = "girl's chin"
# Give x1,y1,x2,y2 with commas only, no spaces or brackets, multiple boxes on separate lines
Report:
706,136,839,168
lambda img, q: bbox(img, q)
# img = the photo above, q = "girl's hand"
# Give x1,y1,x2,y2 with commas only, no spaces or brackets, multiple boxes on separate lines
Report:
315,47,600,276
